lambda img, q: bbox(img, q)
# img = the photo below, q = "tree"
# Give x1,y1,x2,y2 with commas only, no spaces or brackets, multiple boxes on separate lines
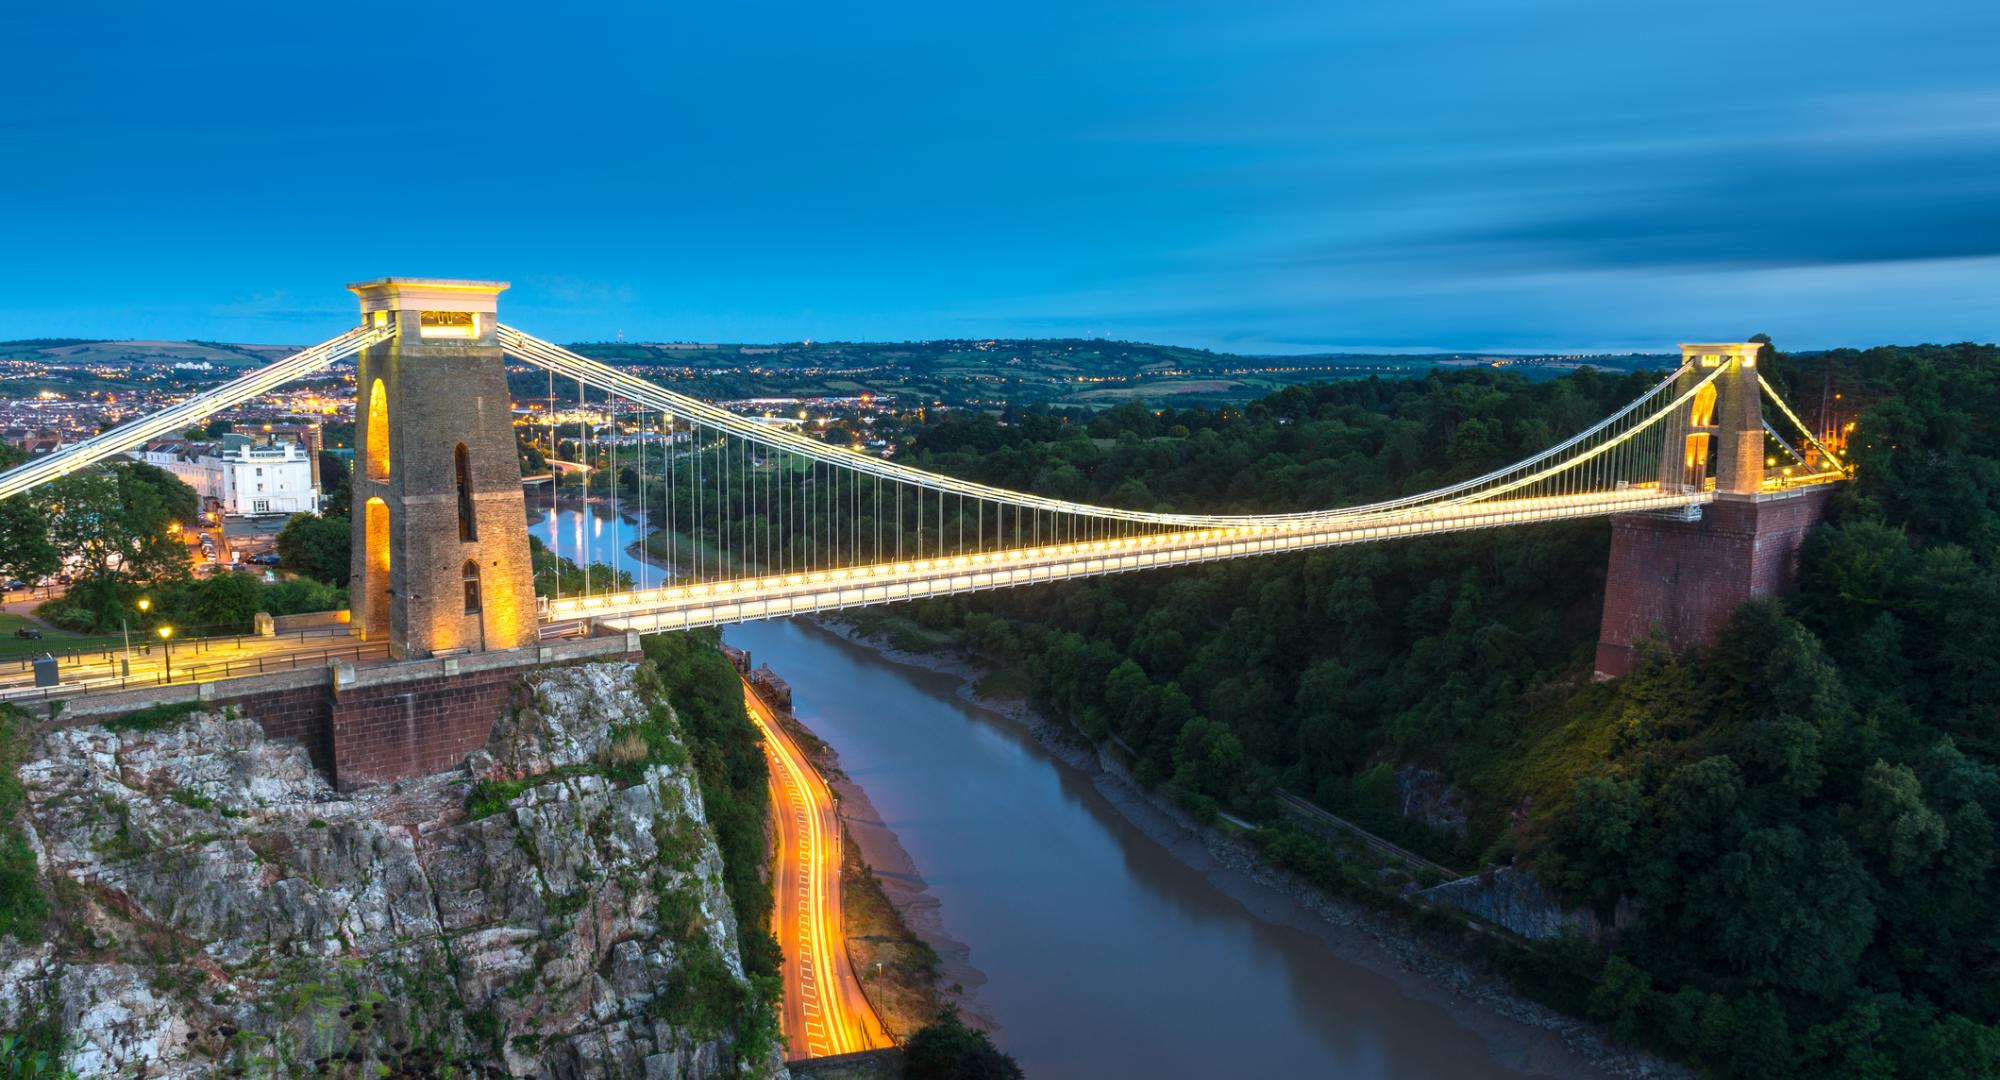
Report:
1694,827,1875,1001
1170,715,1244,811
0,497,58,585
902,1006,1023,1080
1542,773,1646,913
275,513,352,586
32,463,197,597
318,451,351,517
163,571,263,629
38,470,125,581
1858,760,1947,876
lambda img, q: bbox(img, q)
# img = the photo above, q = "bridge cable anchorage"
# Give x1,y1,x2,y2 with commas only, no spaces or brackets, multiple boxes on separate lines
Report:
0,323,394,502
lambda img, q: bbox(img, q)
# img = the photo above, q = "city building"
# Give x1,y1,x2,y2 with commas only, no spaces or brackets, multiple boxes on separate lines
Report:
129,430,320,517
4,429,69,457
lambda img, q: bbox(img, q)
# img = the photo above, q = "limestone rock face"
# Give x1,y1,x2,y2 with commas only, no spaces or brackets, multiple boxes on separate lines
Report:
0,662,782,1079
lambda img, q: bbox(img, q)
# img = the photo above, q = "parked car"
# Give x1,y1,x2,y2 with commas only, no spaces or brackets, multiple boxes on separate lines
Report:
2,579,25,592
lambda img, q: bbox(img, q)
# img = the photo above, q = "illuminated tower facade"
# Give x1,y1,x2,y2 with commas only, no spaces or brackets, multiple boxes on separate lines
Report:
1596,341,1829,677
1655,343,1766,496
347,278,538,659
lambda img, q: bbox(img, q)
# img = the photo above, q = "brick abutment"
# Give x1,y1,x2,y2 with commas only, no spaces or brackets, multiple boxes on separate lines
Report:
1594,488,1831,678
46,634,643,790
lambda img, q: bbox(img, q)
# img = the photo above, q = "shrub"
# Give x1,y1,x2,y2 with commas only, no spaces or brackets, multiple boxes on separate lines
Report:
902,1006,1023,1080
102,701,200,734
0,710,46,941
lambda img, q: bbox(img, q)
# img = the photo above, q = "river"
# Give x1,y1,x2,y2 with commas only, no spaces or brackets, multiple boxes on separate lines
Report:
722,617,1560,1080
530,501,669,589
532,498,1575,1077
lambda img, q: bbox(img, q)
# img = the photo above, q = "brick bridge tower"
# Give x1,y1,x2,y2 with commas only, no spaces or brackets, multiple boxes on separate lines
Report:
348,279,539,660
1593,343,1831,678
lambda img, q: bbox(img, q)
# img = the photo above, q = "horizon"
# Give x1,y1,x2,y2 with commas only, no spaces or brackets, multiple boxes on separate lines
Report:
13,327,1994,360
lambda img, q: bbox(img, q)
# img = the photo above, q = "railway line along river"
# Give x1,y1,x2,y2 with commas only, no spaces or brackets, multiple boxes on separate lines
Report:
722,616,1612,1080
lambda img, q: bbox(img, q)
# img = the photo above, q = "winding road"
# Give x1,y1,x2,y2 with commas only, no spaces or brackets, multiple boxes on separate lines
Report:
744,679,891,1061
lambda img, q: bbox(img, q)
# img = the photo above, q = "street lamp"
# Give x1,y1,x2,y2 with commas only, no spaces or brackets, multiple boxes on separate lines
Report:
156,624,174,683
120,598,151,678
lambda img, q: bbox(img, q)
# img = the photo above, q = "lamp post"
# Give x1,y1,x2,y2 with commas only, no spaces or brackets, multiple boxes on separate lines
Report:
157,624,174,683
121,598,151,679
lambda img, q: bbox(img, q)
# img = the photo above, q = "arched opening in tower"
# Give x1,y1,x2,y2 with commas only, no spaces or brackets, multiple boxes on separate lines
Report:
454,442,477,541
362,496,391,639
366,379,391,482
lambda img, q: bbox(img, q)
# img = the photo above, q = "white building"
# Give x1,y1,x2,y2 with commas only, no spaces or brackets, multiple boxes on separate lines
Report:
130,432,319,518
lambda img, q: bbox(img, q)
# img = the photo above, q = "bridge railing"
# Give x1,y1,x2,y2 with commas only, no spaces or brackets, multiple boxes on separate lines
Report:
0,638,390,704
6,622,355,673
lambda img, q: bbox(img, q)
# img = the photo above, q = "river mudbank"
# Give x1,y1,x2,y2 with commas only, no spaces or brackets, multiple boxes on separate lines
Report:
805,615,1686,1080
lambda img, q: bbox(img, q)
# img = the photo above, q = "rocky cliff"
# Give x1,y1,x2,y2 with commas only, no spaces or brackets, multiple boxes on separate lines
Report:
0,661,783,1078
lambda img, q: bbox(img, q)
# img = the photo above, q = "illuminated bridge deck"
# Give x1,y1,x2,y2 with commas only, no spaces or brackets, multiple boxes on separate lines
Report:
549,485,1835,634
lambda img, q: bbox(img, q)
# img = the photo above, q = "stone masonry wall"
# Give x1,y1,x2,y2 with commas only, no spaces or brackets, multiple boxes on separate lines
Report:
229,682,332,776
1595,487,1831,677
66,637,644,792
323,665,524,790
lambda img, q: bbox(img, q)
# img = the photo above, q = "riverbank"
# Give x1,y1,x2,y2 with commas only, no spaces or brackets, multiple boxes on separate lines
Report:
809,615,1686,1080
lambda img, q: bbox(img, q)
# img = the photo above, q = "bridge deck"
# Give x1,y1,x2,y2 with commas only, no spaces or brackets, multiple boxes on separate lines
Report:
557,486,1762,634
10,480,1839,710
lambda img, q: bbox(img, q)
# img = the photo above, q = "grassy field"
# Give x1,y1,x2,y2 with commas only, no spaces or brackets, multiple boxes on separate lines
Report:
0,613,124,661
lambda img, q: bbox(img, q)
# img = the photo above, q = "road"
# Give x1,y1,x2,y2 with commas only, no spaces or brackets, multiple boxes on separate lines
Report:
743,679,891,1060
0,626,389,703
0,613,599,705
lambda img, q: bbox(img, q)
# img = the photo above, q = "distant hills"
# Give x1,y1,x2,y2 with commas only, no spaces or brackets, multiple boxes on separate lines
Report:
0,339,299,369
0,336,1675,410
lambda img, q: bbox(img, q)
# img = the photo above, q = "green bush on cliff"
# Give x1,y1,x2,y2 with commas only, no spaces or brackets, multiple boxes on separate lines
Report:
101,701,200,734
637,629,783,1064
0,707,46,942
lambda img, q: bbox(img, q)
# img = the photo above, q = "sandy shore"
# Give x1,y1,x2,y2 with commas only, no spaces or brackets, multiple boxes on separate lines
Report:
802,617,1688,1080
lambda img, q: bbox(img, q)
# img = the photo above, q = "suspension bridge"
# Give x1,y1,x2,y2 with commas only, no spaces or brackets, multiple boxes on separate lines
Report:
0,280,1844,753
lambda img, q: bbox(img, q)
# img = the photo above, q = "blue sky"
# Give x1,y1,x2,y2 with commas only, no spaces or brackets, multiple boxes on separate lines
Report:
4,1,1997,353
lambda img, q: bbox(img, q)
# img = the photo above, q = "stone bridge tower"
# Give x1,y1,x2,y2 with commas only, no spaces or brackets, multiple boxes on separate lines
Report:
347,279,538,660
1594,343,1830,677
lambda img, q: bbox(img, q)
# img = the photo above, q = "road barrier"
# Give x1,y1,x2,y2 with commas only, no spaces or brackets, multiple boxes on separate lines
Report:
0,638,390,704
